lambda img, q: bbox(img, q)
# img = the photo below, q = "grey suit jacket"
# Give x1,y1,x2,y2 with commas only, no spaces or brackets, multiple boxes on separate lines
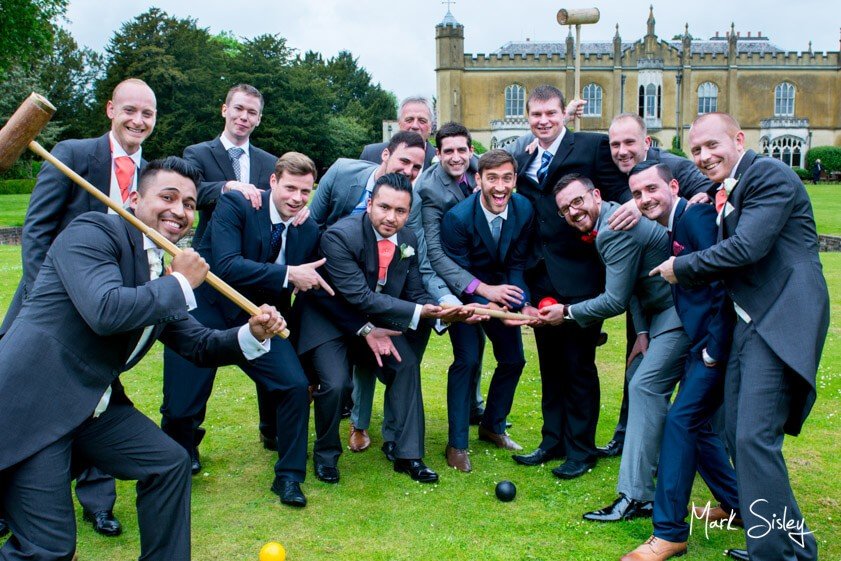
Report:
673,150,829,435
415,162,477,294
1,133,146,336
311,158,452,302
570,201,681,338
360,141,437,168
647,147,712,200
183,137,277,248
0,213,243,470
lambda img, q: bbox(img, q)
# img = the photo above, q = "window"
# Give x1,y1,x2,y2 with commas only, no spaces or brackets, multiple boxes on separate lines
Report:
697,82,718,114
638,84,661,119
504,84,525,118
761,135,804,168
582,83,602,116
774,82,795,117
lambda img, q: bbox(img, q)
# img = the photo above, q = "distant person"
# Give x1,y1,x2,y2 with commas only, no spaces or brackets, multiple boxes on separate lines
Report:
811,158,822,184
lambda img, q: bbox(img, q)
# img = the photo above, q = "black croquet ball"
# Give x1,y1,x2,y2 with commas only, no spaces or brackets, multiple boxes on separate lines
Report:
495,480,516,502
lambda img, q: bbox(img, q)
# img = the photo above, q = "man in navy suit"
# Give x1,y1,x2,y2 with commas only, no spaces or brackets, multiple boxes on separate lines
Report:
0,156,284,561
439,149,535,471
0,77,158,537
621,160,739,561
653,113,828,561
161,153,327,507
509,85,636,475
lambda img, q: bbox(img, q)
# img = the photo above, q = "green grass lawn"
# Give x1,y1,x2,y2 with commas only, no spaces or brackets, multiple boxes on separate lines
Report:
0,245,838,560
0,194,30,228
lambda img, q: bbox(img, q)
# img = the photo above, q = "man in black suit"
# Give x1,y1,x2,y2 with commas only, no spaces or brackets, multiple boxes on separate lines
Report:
298,174,460,483
360,96,437,169
440,149,535,471
0,156,285,561
161,153,326,505
621,161,739,561
509,85,634,475
599,112,715,458
0,77,158,537
653,113,828,561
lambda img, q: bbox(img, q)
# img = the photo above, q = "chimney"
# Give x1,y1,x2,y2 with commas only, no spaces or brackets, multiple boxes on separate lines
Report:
747,31,751,38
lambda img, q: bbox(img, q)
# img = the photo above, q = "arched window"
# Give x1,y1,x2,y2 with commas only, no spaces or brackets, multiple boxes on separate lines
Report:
761,135,804,168
697,82,718,114
582,83,602,116
774,82,795,117
504,84,525,118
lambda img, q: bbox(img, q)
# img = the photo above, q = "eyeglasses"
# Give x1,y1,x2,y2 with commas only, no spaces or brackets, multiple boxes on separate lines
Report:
557,192,590,217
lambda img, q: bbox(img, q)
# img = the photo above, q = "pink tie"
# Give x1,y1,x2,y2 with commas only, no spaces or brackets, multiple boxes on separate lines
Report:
377,239,395,283
115,156,135,202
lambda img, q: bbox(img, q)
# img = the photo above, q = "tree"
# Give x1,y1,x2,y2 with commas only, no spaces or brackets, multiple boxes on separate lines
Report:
0,0,67,74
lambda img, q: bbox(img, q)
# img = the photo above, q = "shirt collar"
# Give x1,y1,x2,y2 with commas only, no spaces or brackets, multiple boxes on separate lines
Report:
366,168,378,192
142,235,162,255
666,198,680,232
537,128,565,159
269,198,294,227
728,152,747,179
478,197,508,224
371,223,398,245
220,133,250,155
109,132,142,165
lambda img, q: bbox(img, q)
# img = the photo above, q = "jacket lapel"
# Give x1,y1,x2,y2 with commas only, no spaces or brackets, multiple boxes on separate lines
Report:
248,145,266,185
211,137,237,179
543,131,574,186
516,149,537,187
88,134,112,213
474,197,497,257
442,166,466,203
384,230,410,295
258,192,273,262
362,215,379,289
341,167,371,216
722,150,757,238
497,198,517,261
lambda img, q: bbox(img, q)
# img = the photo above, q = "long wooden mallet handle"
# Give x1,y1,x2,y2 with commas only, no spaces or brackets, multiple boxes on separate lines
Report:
440,302,533,322
3,93,289,339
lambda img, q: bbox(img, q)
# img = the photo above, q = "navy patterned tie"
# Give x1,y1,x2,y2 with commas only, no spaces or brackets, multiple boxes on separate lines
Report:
491,215,503,243
228,147,245,181
537,151,552,184
268,223,285,263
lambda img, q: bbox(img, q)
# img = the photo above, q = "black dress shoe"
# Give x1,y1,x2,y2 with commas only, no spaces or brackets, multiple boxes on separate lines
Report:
512,447,564,466
552,459,595,479
83,510,122,537
583,494,653,522
381,441,396,462
0,517,9,538
259,432,278,452
394,458,439,483
190,448,202,475
596,439,623,458
271,480,307,508
314,462,340,484
726,549,750,561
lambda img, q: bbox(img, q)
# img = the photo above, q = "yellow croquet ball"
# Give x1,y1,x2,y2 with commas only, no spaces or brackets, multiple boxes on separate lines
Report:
259,541,286,561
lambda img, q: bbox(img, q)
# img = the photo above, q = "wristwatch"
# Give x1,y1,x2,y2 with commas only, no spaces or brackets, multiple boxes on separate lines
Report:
358,322,375,337
562,305,573,321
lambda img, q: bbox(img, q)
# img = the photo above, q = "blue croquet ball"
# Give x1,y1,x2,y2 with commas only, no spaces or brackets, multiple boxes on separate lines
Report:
495,480,516,502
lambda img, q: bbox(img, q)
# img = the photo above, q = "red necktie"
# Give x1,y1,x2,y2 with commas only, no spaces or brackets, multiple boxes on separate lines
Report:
377,239,395,283
715,187,728,214
115,156,136,202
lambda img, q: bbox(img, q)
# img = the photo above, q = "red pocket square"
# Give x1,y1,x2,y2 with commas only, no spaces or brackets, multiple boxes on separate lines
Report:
672,240,685,256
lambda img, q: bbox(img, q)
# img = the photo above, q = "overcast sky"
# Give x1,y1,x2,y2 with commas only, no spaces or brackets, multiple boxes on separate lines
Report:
62,0,839,102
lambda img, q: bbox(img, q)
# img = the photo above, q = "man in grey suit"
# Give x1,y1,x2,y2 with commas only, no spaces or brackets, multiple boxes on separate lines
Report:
0,156,285,561
0,77,158,537
311,131,461,455
542,174,689,513
359,96,437,169
652,112,828,561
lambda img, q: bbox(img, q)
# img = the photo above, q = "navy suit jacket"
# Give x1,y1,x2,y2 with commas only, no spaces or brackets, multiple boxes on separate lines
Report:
670,198,734,360
513,131,631,301
0,213,242,470
441,193,533,310
195,190,320,323
183,137,277,248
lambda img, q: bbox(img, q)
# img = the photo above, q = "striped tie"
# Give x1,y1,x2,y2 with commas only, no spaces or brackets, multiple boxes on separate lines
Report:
537,151,552,184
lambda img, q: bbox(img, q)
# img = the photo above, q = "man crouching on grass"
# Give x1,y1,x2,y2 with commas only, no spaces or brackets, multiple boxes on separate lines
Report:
0,156,285,561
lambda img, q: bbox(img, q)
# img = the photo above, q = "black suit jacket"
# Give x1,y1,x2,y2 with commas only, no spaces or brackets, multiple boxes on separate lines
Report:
513,131,630,301
0,213,243,470
183,137,277,248
296,213,435,355
196,190,320,323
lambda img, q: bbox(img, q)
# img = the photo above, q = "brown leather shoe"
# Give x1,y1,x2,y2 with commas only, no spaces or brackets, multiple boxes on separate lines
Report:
620,536,687,561
348,423,370,452
477,425,523,451
445,445,472,472
692,503,743,527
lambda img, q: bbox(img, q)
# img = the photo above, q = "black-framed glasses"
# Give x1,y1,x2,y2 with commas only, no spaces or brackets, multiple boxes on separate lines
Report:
557,193,589,217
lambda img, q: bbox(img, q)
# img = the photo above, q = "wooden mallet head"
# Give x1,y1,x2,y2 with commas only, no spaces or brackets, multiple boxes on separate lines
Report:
0,93,56,172
557,8,600,26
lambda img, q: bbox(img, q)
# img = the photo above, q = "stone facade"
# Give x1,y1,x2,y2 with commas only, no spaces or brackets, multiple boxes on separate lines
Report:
435,7,841,165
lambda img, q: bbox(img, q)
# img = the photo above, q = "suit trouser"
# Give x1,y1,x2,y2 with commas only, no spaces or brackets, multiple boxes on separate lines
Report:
161,305,310,483
617,327,689,501
310,334,426,464
610,312,637,444
350,323,432,441
653,352,740,542
0,403,191,561
533,320,603,461
726,319,817,561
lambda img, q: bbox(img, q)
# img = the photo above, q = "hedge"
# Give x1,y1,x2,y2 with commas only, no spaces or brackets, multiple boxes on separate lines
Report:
807,146,841,172
0,179,36,194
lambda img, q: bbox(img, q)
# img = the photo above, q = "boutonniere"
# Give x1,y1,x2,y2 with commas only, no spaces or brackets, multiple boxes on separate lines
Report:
722,177,738,196
715,176,740,215
580,229,598,244
399,243,415,260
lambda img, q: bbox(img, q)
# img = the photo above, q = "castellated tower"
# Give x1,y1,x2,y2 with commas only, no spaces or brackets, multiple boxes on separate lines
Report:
436,8,465,124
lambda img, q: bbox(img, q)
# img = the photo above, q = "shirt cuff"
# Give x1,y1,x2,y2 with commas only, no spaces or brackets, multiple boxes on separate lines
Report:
566,304,575,320
170,272,197,311
439,294,462,306
283,268,289,289
408,304,422,330
701,347,717,366
237,324,270,360
464,278,481,295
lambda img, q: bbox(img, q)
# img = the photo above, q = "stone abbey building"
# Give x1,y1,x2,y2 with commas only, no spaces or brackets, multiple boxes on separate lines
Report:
435,7,840,169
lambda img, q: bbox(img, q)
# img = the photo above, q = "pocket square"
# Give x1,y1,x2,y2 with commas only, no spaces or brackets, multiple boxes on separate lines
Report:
672,240,685,256
716,202,735,226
